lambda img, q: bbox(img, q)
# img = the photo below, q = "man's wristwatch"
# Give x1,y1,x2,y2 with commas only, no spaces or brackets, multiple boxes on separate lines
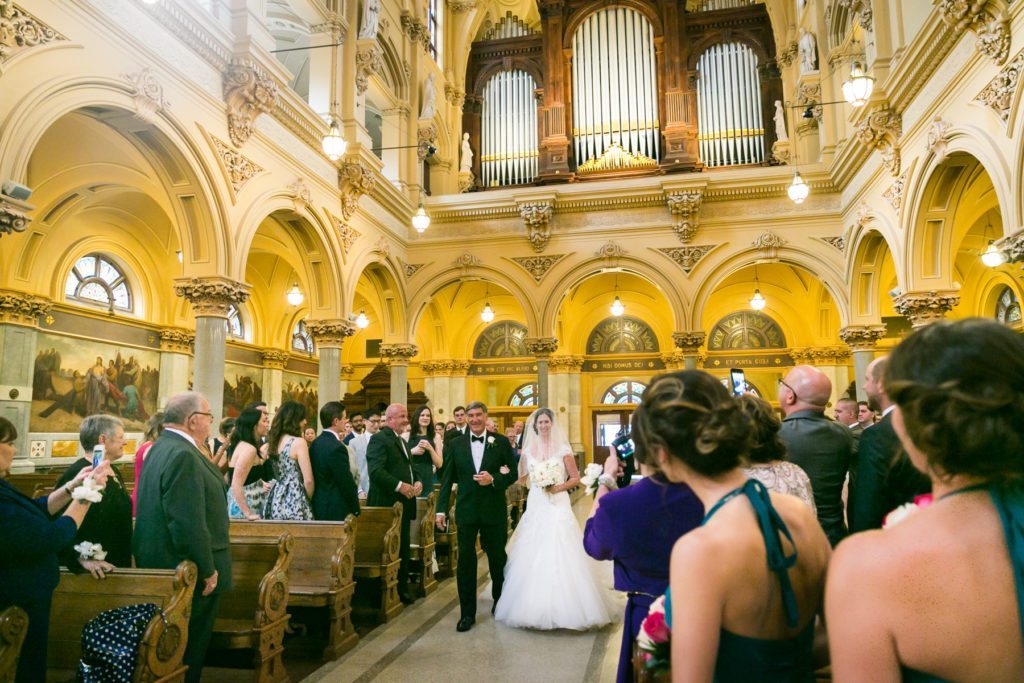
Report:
597,474,618,491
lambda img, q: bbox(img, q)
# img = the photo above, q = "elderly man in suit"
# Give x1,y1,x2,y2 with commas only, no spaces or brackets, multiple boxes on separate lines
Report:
310,401,360,521
778,365,853,546
134,392,230,683
367,403,422,605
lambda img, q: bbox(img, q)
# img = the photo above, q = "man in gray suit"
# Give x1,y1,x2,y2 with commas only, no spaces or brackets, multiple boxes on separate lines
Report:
778,365,853,546
134,392,231,683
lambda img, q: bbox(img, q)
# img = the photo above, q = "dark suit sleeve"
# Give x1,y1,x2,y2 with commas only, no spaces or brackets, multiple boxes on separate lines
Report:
437,442,457,515
330,441,361,517
0,494,78,561
163,451,216,579
850,425,892,532
491,437,517,493
367,434,401,495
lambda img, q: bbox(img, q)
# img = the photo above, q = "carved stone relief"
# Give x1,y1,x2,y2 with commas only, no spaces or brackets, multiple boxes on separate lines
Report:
209,135,265,194
656,245,715,275
665,190,703,243
509,254,567,283
519,202,554,252
974,48,1023,124
855,106,902,176
222,60,279,147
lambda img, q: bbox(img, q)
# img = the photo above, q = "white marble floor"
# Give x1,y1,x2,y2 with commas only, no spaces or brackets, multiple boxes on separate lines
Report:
308,499,626,683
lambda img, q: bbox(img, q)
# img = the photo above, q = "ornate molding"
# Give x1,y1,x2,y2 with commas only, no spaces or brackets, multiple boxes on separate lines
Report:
995,227,1024,263
379,342,419,362
883,173,906,212
173,276,251,318
508,254,567,283
548,355,585,372
326,212,361,257
524,337,559,356
519,202,554,252
340,364,355,377
820,236,846,252
417,122,438,160
306,319,356,348
665,190,702,243
261,349,290,369
0,193,32,237
420,360,454,376
672,331,706,354
453,252,479,268
855,106,902,176
447,0,477,13
222,60,278,147
974,48,1023,124
836,0,872,31
577,142,657,174
339,160,376,223
373,237,391,259
399,260,425,279
789,345,851,366
400,11,429,51
0,2,67,66
893,290,960,328
444,83,466,108
657,245,714,275
159,327,195,354
795,81,822,127
287,177,311,211
839,325,887,351
355,42,383,95
595,241,625,261
0,289,51,326
927,116,953,163
752,231,786,258
209,135,265,194
123,68,170,122
937,0,1010,64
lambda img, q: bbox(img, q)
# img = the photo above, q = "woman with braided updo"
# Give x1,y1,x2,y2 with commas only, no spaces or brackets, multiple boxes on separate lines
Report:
645,371,829,682
827,319,1024,682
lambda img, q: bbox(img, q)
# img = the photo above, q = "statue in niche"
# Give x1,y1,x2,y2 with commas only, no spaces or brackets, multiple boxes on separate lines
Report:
774,100,789,142
799,28,818,73
460,132,474,172
358,0,380,40
419,73,436,120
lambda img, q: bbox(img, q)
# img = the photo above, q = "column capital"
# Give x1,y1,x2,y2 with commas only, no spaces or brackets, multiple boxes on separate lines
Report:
893,290,960,328
307,319,356,348
380,343,419,364
173,276,251,318
420,360,451,376
839,324,887,350
548,355,584,373
450,360,471,376
996,227,1024,263
524,337,559,356
340,364,355,377
0,195,34,238
672,331,706,353
661,349,686,369
0,289,51,327
791,345,851,366
159,327,195,354
261,349,290,369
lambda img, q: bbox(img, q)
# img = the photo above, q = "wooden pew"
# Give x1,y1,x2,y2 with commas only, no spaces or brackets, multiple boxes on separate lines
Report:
409,492,438,597
352,503,404,623
0,606,28,683
48,560,197,682
210,534,293,683
230,519,358,661
435,496,458,580
6,472,58,497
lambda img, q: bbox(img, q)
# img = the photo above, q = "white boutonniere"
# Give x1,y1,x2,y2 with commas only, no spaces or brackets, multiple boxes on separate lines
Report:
487,436,495,445
72,477,105,503
74,541,107,561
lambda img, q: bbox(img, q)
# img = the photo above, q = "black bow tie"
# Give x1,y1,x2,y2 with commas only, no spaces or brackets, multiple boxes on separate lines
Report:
471,435,485,444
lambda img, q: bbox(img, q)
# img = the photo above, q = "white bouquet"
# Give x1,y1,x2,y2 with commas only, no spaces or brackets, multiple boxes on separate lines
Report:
528,458,563,489
73,541,107,561
580,463,604,495
72,476,105,503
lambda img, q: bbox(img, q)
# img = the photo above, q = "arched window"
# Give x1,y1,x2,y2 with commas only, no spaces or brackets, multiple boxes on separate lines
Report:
996,286,1021,325
481,70,539,187
427,0,442,64
510,383,539,407
707,311,786,350
64,253,133,312
602,381,647,405
696,42,765,167
292,320,314,354
572,7,660,166
226,304,245,340
587,316,660,354
474,321,529,358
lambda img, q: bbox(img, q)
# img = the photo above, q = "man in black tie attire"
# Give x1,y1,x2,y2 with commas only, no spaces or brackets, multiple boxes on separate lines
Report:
436,401,517,632
443,405,469,446
366,403,422,604
310,401,361,521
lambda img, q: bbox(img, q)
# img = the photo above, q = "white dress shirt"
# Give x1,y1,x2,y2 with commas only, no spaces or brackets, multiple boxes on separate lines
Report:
469,430,486,472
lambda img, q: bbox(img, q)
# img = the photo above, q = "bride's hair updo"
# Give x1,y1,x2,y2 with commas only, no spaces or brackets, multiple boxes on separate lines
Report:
531,407,555,432
636,370,752,477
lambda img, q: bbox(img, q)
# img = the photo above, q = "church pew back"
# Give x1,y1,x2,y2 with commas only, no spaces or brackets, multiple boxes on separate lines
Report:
0,606,28,683
352,503,403,623
409,492,438,596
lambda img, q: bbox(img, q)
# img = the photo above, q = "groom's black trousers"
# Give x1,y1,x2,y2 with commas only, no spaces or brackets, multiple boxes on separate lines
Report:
456,519,507,619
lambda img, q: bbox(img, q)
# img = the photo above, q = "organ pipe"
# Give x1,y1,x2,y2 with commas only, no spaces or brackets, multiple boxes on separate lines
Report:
697,42,764,167
481,69,539,187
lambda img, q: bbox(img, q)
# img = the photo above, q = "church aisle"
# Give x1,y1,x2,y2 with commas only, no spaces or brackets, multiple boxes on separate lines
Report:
308,498,626,683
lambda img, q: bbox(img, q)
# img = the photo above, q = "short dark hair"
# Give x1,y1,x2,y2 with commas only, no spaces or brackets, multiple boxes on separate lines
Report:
219,417,236,437
858,400,870,409
319,401,346,429
350,411,364,420
365,410,381,420
466,401,487,414
453,405,466,414
244,401,267,411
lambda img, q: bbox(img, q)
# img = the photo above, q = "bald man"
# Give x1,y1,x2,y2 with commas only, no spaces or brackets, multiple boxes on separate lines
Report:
778,365,853,546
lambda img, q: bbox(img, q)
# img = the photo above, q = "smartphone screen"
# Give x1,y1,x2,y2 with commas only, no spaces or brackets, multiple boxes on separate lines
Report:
729,369,746,396
92,444,104,468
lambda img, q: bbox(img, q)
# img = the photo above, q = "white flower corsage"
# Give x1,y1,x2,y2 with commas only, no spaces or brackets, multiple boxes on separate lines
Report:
73,541,107,561
580,463,604,495
72,477,105,503
486,436,495,445
883,494,934,529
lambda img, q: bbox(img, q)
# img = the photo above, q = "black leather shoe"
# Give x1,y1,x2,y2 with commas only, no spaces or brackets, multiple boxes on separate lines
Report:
399,592,415,605
491,603,497,616
456,617,475,632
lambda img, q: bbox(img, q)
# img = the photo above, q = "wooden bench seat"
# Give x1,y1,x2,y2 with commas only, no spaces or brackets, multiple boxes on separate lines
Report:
210,534,293,683
231,518,358,661
352,503,403,624
0,606,28,683
409,492,438,597
6,472,58,498
435,495,458,580
48,560,197,683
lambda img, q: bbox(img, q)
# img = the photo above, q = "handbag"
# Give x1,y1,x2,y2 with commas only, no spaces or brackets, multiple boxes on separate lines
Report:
78,603,162,682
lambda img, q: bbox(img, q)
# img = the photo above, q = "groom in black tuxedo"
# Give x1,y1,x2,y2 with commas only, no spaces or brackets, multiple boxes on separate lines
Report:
436,401,517,632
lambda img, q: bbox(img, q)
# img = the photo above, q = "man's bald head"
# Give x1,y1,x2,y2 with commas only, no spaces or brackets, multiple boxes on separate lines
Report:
779,365,832,415
864,356,891,411
384,403,409,433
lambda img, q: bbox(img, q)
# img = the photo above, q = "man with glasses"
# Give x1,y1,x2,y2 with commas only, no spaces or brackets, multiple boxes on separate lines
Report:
777,366,853,546
134,392,231,683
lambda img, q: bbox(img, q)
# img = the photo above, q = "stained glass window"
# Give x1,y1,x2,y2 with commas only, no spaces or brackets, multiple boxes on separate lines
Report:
292,320,314,354
65,253,132,312
996,286,1021,325
510,383,539,407
601,381,646,405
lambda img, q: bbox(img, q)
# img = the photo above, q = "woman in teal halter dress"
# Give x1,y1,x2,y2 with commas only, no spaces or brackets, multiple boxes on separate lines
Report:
826,319,1024,682
636,370,831,682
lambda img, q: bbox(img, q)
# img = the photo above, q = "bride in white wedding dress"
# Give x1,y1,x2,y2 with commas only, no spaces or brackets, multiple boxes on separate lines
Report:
494,408,613,630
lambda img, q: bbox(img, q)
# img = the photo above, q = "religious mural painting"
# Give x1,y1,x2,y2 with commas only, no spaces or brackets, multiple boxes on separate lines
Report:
223,362,264,417
282,371,318,420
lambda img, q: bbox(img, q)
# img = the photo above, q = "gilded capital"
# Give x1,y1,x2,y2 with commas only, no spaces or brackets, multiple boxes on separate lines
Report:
173,277,251,318
0,194,33,237
0,289,51,327
339,160,376,223
380,343,419,364
159,327,195,354
996,227,1024,263
838,325,887,351
893,290,960,328
665,190,702,243
672,331,706,353
855,106,902,176
261,349,290,369
548,355,584,372
340,364,355,377
307,319,356,348
524,337,559,356
355,42,384,96
450,360,471,375
519,202,554,253
792,345,852,366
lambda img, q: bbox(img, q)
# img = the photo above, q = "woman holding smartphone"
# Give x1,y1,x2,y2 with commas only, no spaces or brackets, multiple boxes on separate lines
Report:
408,405,442,493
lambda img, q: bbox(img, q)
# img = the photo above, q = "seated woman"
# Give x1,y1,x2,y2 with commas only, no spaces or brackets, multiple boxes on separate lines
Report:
227,407,272,520
0,416,111,683
737,394,816,513
827,319,1024,681
263,400,314,520
643,371,830,682
56,414,134,573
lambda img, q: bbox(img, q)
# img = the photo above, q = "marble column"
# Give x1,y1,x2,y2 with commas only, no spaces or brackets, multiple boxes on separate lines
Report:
260,350,289,413
525,337,559,409
380,343,419,407
549,355,584,448
673,331,707,372
173,276,251,426
308,319,356,410
157,327,195,409
340,365,355,401
565,357,584,450
450,361,469,413
0,290,51,473
839,325,887,401
893,290,960,329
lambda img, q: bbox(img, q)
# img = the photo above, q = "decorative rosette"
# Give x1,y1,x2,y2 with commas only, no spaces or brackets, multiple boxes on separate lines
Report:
580,463,604,495
73,541,107,561
72,477,106,503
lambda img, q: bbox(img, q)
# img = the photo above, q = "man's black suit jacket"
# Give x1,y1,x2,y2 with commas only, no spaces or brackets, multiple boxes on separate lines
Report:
310,431,360,521
443,425,468,447
366,426,416,512
849,412,931,532
437,430,516,528
133,430,232,591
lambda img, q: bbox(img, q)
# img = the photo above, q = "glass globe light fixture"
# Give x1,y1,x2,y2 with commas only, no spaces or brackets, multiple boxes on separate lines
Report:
749,288,766,311
481,302,495,323
355,310,369,328
981,241,1008,267
321,120,347,161
286,284,304,307
610,295,625,316
788,172,810,204
842,62,874,107
411,204,431,233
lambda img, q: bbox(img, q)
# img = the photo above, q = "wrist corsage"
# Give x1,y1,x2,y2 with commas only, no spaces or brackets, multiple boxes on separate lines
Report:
580,463,604,495
74,541,107,561
72,477,105,503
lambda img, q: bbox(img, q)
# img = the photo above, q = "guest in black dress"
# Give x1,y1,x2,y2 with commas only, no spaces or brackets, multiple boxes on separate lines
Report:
226,407,272,520
0,416,111,683
56,414,133,573
407,405,442,491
